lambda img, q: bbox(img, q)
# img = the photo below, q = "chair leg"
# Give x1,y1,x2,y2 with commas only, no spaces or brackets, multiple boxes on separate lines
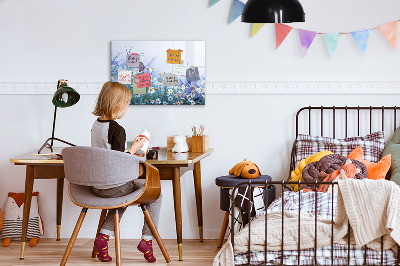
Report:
60,208,88,266
141,205,171,263
114,209,121,266
217,211,230,248
91,209,108,258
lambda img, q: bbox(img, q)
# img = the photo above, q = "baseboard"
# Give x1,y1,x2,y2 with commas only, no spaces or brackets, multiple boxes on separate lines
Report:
45,228,222,240
1,81,399,95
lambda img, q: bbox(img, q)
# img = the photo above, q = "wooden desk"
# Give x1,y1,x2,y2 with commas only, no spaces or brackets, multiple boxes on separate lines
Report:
9,148,64,259
146,148,213,260
10,147,213,261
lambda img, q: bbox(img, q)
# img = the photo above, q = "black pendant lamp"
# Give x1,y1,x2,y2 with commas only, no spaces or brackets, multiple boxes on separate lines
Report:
242,0,305,23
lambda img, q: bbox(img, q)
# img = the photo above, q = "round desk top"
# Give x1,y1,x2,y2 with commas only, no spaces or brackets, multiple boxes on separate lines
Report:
215,175,272,188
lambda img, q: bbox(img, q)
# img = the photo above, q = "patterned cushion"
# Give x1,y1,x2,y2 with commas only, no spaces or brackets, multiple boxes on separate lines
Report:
295,131,385,166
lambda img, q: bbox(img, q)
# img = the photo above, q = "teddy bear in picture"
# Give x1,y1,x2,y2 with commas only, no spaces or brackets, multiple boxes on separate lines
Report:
229,159,261,179
172,135,189,153
1,192,44,247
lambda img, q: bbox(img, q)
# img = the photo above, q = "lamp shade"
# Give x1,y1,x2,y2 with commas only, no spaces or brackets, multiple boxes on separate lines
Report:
241,0,305,23
52,84,80,108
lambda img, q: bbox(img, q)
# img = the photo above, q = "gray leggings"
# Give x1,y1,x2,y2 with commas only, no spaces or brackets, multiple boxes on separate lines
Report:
92,180,162,240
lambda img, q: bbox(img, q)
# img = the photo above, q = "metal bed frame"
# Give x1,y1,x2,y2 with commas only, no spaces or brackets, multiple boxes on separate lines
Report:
230,106,400,266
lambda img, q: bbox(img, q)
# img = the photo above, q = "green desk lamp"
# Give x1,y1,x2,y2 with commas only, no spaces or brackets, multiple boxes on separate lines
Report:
38,79,80,154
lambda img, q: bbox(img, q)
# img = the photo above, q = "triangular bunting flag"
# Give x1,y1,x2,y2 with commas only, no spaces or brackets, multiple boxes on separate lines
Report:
209,0,220,7
275,23,293,49
229,0,245,24
378,21,398,50
251,23,266,38
351,29,370,55
323,33,341,58
298,29,317,58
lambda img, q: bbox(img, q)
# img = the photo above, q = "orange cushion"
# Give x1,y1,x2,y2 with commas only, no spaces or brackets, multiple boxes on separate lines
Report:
347,146,391,180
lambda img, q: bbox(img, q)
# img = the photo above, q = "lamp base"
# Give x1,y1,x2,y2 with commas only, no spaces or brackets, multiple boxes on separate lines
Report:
38,137,76,154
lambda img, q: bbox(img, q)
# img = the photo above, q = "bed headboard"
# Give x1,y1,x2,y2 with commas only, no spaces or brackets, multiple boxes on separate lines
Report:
290,106,400,179
295,106,400,138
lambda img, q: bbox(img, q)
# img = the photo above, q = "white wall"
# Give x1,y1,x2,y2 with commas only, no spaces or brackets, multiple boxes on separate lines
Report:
1,0,400,240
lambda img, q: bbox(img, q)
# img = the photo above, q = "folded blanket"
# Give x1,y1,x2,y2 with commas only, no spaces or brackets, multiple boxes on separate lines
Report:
214,242,234,266
335,178,400,251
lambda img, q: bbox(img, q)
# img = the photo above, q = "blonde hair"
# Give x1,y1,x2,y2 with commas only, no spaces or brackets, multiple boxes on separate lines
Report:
93,81,133,120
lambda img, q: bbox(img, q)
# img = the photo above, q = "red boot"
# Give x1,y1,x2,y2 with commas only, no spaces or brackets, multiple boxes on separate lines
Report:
137,239,156,262
94,233,112,262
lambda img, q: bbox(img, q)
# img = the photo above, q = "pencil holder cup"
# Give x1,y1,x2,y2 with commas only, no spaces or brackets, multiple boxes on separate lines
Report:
191,135,209,153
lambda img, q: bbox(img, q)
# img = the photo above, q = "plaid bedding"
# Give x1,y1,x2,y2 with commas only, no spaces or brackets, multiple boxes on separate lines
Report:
234,244,397,265
266,190,336,220
294,131,385,166
234,191,397,265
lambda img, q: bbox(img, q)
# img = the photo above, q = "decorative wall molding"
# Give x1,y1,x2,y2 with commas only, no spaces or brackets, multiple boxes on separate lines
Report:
1,81,400,95
207,81,400,94
0,82,102,95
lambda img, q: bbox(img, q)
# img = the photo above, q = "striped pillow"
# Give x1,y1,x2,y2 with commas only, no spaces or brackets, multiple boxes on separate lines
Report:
294,131,385,166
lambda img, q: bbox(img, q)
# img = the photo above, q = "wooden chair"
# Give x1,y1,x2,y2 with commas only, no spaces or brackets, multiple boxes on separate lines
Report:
60,146,171,265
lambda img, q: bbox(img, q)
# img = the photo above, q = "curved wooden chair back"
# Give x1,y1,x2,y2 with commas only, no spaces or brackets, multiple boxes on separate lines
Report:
135,162,161,205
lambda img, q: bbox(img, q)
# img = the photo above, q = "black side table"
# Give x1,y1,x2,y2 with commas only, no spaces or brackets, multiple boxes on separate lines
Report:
215,175,275,248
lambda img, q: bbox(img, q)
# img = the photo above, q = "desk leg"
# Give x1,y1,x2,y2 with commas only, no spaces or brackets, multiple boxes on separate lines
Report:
56,178,64,241
20,165,34,259
193,161,203,242
172,167,183,261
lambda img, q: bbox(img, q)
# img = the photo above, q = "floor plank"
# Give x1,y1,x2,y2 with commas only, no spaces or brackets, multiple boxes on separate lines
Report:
0,239,221,265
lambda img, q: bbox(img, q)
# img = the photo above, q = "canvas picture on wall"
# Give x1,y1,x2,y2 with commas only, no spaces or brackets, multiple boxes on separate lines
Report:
111,41,205,105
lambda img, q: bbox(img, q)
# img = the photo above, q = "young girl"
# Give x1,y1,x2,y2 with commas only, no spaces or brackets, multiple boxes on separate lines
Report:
91,81,162,263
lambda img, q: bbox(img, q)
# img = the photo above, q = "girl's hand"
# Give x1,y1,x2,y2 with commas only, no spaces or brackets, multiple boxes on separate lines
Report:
129,137,147,155
134,148,149,157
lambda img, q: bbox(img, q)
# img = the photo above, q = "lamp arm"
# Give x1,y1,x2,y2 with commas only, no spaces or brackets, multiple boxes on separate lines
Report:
50,79,61,148
50,105,57,148
38,104,75,154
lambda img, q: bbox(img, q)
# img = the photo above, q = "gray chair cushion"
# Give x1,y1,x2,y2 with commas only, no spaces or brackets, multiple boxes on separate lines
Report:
62,146,145,188
69,180,145,208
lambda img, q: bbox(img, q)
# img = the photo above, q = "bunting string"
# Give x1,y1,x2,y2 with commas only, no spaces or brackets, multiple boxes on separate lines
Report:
285,20,400,35
210,0,400,58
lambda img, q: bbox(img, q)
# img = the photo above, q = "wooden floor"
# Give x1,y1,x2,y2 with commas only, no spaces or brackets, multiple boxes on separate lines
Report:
0,239,221,265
